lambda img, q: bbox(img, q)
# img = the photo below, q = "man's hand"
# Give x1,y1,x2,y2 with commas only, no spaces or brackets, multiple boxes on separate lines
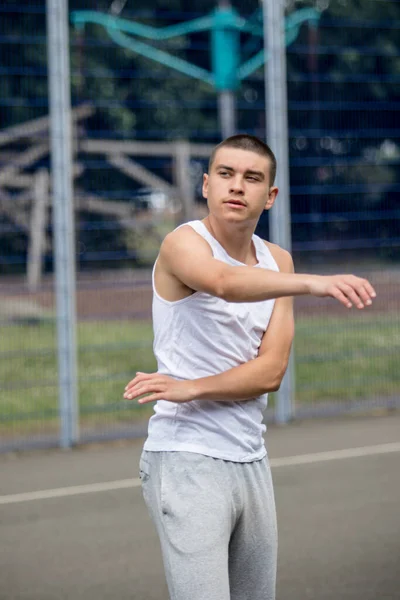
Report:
123,372,196,404
307,274,376,309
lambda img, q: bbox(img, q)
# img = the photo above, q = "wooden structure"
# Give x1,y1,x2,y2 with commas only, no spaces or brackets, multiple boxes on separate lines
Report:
0,106,213,290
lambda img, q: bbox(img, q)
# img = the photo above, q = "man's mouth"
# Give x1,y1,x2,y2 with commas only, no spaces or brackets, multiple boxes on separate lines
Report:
224,199,246,207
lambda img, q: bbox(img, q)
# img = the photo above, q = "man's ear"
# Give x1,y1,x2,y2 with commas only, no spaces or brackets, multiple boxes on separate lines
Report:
264,186,278,211
202,173,209,199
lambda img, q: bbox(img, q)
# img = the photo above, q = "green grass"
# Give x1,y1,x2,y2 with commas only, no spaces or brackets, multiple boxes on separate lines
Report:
294,313,400,402
1,312,399,434
0,320,156,434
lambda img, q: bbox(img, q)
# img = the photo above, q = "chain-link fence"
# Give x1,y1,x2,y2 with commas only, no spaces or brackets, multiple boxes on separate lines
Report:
1,1,399,451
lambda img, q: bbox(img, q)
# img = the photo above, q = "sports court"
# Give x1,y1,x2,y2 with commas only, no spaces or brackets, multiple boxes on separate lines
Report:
1,413,399,600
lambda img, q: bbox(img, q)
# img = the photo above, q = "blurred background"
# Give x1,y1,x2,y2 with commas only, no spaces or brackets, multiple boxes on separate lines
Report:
0,0,399,451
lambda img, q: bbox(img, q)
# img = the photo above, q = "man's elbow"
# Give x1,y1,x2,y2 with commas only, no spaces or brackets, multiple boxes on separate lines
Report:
264,362,289,393
267,377,282,393
269,380,281,393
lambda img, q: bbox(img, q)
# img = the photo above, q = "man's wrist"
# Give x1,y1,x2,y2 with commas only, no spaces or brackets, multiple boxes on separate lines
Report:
296,273,314,295
183,380,201,402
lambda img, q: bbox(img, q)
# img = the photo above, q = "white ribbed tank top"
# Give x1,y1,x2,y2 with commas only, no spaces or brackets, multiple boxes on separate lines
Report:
143,220,279,462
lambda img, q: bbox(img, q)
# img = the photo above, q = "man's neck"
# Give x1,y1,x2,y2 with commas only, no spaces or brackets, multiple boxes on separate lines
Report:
202,215,258,266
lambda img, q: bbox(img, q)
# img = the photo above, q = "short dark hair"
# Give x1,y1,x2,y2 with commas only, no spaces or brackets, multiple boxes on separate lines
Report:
208,134,277,185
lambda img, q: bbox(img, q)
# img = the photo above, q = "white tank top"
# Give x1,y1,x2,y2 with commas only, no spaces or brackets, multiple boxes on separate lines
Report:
143,220,279,462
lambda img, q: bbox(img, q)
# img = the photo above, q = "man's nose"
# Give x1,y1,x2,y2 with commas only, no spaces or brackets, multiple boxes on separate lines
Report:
229,177,244,194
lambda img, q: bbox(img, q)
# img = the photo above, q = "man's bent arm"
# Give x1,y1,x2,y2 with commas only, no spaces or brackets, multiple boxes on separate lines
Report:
188,249,294,401
189,297,293,401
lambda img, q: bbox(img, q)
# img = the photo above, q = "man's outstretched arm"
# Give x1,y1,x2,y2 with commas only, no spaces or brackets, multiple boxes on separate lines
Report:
124,248,294,404
159,225,376,309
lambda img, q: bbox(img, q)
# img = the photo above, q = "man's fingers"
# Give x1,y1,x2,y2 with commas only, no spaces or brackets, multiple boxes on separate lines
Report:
331,287,353,308
124,380,165,400
124,386,145,399
347,277,375,307
358,286,372,307
311,274,376,308
331,278,377,310
138,393,165,404
359,282,375,305
339,283,365,309
124,372,155,392
365,281,377,298
123,385,145,399
348,277,376,306
132,372,154,383
124,378,137,390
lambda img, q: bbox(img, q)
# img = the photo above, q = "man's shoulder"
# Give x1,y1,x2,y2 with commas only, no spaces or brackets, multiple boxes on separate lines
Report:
158,222,213,266
161,223,205,250
261,240,294,272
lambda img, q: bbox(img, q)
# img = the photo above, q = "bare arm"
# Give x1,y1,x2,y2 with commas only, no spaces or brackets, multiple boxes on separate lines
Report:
123,247,294,404
159,225,375,309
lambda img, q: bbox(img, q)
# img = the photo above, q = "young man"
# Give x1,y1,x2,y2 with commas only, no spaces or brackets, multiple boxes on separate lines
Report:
123,134,376,600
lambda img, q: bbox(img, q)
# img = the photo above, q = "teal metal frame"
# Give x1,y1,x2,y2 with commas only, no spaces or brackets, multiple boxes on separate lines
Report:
70,7,320,92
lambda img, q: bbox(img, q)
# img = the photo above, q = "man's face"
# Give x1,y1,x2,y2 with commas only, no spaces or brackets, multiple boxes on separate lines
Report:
202,147,278,224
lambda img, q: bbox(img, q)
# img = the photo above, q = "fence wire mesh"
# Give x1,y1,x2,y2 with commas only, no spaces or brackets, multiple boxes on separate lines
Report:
0,0,399,451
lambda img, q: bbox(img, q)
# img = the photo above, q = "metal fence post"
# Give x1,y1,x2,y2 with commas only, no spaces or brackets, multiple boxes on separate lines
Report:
174,140,196,223
46,0,79,447
263,0,295,423
218,91,236,139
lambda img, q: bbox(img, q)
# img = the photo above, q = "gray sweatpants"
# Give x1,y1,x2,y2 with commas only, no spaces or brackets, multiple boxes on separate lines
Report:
139,450,277,600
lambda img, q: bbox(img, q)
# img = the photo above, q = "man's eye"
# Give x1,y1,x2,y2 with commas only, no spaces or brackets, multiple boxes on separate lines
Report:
219,171,229,176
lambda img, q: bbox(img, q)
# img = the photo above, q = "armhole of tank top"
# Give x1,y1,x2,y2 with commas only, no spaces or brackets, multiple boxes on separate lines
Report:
152,221,217,306
185,220,217,257
152,257,202,307
253,236,280,272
